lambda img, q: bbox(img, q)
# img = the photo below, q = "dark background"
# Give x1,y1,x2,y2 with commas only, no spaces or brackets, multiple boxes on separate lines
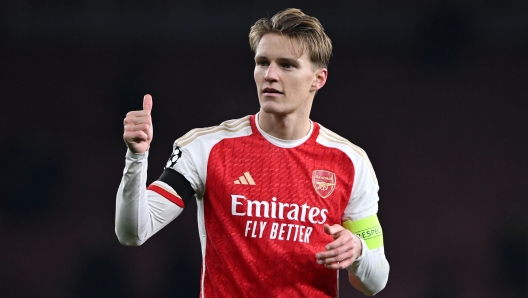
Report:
1,1,527,297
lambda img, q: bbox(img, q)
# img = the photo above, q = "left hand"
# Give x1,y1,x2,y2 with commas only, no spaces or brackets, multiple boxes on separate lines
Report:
315,224,363,270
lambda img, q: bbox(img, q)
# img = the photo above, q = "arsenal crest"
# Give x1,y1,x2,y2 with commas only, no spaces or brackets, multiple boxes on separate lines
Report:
312,170,336,198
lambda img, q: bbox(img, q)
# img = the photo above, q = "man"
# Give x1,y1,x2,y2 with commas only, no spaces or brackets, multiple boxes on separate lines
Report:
116,8,389,297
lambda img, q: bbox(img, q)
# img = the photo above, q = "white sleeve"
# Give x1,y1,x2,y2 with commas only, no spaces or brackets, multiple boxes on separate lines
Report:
342,150,379,221
342,151,389,295
115,149,183,246
347,238,390,296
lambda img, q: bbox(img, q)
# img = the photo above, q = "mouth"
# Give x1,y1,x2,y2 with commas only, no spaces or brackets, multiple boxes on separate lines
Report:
262,87,283,95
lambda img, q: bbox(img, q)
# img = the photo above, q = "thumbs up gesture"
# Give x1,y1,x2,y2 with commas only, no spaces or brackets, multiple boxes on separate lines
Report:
123,94,154,154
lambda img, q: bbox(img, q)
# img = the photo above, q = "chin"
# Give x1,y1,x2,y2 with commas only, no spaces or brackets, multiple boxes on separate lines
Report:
260,102,289,115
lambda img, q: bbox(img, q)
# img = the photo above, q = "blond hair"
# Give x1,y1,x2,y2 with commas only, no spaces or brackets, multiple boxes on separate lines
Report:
249,8,332,68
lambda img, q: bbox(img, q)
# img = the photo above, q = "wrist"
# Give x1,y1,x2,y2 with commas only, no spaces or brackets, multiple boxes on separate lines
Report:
126,148,149,160
353,234,366,262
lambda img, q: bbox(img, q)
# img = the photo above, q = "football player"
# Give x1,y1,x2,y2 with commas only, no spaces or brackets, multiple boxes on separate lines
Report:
117,8,389,297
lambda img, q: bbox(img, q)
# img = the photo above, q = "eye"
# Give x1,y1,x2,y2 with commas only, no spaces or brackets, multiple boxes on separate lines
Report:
281,61,298,69
256,60,269,67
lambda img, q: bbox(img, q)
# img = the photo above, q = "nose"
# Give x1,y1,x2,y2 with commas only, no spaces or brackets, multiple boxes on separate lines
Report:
264,63,278,82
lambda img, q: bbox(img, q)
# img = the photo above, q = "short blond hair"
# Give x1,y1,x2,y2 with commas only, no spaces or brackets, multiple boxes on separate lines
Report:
249,8,332,68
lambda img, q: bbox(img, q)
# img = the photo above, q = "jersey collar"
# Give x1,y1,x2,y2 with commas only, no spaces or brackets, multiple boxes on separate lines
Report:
250,113,319,148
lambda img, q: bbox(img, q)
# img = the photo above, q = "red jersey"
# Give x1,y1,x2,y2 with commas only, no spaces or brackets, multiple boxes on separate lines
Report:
164,114,379,297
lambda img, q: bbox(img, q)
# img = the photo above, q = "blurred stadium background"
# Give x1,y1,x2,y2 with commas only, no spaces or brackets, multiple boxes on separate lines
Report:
1,0,527,297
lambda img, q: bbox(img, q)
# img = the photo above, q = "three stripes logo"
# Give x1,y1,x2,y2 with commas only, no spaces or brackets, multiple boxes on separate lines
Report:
234,172,256,185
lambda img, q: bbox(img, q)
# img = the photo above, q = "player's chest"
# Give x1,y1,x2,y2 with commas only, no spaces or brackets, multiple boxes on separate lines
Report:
205,138,354,214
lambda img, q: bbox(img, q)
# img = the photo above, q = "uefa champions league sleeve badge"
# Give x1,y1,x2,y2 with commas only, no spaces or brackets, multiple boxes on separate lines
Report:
165,146,182,169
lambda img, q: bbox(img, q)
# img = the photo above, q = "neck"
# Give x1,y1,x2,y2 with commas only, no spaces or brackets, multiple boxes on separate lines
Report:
258,110,311,140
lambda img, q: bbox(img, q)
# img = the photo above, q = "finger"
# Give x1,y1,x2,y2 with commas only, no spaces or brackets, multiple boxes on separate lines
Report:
126,110,151,117
319,246,360,270
325,232,353,251
316,230,355,260
316,240,353,260
124,113,151,125
323,224,344,238
130,117,151,125
324,256,355,270
143,94,153,112
125,111,151,122
124,130,149,142
317,247,355,265
124,123,150,133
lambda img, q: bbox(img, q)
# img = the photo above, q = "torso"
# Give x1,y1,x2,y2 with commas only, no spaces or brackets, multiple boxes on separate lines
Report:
199,115,354,297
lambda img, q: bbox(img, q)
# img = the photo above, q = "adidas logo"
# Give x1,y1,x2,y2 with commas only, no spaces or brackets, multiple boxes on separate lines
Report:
234,172,256,185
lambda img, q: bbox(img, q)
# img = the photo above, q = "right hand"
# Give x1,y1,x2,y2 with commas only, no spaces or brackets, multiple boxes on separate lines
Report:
123,94,153,154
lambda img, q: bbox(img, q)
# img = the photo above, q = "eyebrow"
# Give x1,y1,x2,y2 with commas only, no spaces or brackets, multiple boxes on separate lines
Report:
277,57,299,66
254,55,300,66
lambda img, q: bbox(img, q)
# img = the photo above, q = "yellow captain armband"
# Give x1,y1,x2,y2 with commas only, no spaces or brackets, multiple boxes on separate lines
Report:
342,215,384,250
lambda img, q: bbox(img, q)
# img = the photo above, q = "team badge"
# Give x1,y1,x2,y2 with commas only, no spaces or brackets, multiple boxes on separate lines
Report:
312,170,336,198
165,146,182,169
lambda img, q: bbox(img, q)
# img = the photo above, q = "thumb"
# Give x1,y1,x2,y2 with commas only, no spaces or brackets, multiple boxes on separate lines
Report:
143,94,153,112
323,224,344,238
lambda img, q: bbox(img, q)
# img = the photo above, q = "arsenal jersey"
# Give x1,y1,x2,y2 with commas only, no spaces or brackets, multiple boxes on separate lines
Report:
157,114,380,297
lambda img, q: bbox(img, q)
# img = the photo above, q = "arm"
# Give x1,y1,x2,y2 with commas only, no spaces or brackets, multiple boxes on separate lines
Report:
316,145,389,295
116,94,194,246
115,149,184,246
343,215,389,295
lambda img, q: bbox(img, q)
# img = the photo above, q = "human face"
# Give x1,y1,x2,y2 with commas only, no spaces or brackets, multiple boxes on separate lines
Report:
254,34,327,117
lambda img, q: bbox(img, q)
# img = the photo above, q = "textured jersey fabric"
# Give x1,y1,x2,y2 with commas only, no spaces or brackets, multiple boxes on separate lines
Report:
151,114,381,297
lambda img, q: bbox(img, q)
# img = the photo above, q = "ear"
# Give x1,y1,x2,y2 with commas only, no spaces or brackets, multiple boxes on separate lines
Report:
311,68,328,92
